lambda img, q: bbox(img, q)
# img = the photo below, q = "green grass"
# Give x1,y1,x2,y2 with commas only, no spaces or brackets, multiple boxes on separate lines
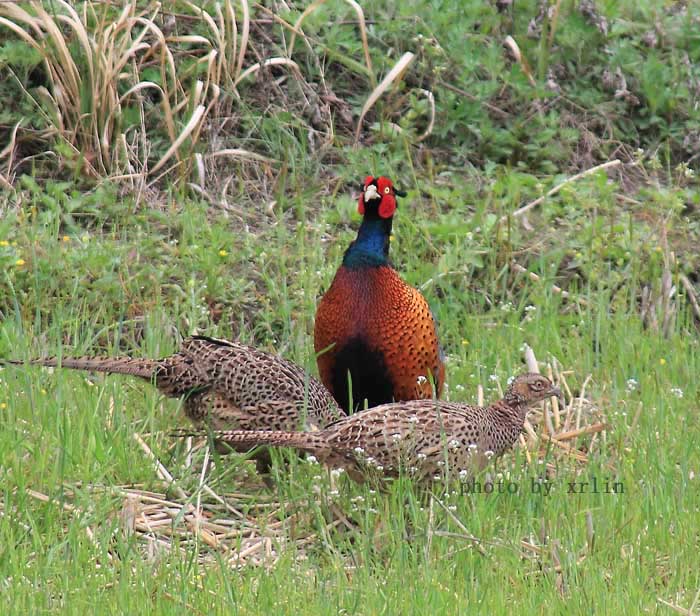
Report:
1,0,700,614
2,173,699,613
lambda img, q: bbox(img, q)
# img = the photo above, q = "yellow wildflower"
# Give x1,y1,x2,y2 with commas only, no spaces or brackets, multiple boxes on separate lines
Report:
15,258,25,266
659,358,666,366
218,249,228,257
0,240,8,247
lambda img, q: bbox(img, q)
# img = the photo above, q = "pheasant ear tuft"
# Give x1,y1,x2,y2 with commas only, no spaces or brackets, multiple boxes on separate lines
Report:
394,187,407,198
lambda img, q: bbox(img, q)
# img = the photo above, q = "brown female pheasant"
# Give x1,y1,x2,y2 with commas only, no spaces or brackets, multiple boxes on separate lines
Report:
4,335,342,432
185,373,561,483
314,175,445,413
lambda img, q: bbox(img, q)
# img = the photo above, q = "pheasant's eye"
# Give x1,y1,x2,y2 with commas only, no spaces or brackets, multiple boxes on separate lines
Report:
384,187,391,194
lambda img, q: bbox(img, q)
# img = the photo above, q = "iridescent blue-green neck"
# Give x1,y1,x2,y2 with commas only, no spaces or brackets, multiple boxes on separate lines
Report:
342,213,393,269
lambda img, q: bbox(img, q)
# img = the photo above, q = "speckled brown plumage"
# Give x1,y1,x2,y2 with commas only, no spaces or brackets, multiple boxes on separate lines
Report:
314,175,445,413
195,373,561,482
4,335,343,432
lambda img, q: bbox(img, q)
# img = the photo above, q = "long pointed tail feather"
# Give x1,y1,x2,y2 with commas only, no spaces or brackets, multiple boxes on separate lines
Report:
174,429,329,457
2,356,157,380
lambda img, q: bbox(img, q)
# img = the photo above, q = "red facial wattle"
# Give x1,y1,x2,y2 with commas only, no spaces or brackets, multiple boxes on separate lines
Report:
376,177,397,218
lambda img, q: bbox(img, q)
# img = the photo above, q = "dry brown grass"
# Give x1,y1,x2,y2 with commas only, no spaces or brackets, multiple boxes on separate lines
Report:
0,1,301,189
0,0,436,194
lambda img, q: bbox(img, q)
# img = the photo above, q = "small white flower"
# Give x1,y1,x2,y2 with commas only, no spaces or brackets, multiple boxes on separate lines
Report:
353,447,365,455
392,433,402,441
417,375,428,385
524,305,537,312
670,387,684,398
489,374,499,383
329,489,339,497
690,471,695,480
459,469,469,479
330,468,345,478
468,443,478,451
408,416,419,424
306,455,318,464
507,375,515,386
455,384,465,392
417,452,427,460
409,466,419,473
375,465,384,471
436,460,444,467
485,450,495,459
448,505,457,512
626,378,639,392
449,439,460,450
433,474,441,481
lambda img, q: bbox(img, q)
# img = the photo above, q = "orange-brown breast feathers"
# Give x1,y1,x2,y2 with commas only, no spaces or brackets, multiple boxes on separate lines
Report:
314,265,444,411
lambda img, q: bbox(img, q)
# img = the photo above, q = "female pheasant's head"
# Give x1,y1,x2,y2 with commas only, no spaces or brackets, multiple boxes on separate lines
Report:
358,176,406,219
504,373,563,408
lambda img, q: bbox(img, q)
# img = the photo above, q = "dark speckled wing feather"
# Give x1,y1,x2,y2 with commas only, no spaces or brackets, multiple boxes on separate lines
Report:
4,335,343,432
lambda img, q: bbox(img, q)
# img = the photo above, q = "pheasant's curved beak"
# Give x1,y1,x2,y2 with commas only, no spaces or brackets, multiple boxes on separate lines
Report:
364,184,380,203
548,386,564,406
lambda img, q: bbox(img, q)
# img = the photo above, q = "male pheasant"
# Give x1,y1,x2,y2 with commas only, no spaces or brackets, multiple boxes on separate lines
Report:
314,175,445,413
3,335,342,432
191,373,561,483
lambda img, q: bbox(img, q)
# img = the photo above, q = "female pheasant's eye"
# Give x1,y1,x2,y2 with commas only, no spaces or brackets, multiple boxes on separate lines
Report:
384,187,391,194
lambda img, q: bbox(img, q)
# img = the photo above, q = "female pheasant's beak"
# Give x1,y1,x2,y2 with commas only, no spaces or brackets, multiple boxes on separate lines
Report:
364,184,380,203
548,386,564,406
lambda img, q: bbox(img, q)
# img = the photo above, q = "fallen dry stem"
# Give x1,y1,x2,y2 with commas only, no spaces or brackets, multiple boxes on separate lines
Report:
354,51,415,143
550,422,607,442
503,159,622,223
679,274,700,322
431,494,488,556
